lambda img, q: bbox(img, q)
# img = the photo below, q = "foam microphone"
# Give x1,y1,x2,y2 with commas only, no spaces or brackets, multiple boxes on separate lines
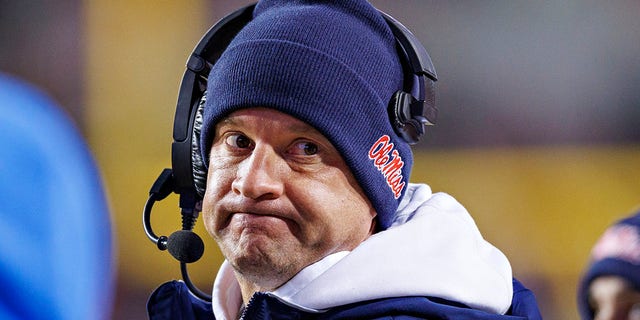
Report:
167,230,204,263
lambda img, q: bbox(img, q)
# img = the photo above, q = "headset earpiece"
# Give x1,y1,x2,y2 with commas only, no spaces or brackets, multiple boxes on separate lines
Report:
171,4,256,202
191,93,207,198
389,91,426,145
380,11,438,145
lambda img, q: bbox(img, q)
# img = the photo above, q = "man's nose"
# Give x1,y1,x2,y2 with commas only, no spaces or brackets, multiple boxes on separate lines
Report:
231,145,285,200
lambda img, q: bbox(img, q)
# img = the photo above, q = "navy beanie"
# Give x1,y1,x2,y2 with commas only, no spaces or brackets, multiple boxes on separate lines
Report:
200,0,410,230
577,211,640,319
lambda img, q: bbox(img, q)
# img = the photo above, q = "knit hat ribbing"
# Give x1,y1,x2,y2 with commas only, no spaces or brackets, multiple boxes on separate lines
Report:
201,0,411,230
577,211,640,319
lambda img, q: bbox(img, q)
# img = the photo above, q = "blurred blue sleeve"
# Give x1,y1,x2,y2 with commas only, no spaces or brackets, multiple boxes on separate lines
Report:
0,73,114,320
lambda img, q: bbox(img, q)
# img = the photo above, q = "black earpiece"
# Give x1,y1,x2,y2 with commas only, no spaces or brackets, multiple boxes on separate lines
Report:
143,2,437,302
379,11,438,145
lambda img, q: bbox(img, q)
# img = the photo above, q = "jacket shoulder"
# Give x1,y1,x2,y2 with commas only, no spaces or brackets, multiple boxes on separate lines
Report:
147,280,214,320
508,278,543,320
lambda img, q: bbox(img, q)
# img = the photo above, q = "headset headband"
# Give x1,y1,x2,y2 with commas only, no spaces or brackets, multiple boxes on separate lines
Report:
172,3,437,199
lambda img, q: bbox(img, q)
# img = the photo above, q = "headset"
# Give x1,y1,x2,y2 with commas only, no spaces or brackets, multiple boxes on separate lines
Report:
143,2,437,302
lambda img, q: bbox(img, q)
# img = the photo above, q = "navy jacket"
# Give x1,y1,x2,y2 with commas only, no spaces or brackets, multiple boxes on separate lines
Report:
147,278,541,319
148,186,542,319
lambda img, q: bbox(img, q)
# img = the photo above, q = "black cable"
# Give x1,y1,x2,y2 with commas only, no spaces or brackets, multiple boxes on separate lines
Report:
143,193,168,250
181,262,212,301
143,169,175,249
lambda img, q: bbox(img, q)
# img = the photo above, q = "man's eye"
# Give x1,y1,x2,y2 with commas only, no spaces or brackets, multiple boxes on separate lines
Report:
292,141,319,156
225,134,252,148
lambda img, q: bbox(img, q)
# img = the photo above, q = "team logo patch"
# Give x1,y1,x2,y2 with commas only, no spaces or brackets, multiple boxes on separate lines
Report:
368,135,405,199
591,224,640,265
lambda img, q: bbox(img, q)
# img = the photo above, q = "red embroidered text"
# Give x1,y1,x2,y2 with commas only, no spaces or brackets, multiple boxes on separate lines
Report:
368,135,405,199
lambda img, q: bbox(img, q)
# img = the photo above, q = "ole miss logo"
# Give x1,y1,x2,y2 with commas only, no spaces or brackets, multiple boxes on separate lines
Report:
368,135,405,199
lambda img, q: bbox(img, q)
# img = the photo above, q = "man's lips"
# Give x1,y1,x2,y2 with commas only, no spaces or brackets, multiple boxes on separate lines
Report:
227,208,291,224
221,201,293,221
215,200,297,231
232,212,286,222
226,212,292,236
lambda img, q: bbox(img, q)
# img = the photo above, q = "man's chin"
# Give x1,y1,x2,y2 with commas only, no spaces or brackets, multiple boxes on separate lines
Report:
223,233,285,267
229,246,300,290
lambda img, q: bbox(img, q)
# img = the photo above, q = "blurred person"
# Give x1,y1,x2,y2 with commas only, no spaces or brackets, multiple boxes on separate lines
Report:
0,73,114,319
146,1,542,319
578,210,640,320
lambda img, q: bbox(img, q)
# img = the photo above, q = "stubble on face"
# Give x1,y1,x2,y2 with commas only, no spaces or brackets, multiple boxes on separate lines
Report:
201,108,377,298
214,212,306,290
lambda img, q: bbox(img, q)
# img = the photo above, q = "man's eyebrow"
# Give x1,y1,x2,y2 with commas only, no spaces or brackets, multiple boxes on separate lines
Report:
286,122,318,135
219,117,238,127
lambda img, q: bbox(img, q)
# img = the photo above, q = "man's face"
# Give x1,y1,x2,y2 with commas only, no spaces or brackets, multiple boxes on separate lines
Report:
202,107,376,290
589,275,640,320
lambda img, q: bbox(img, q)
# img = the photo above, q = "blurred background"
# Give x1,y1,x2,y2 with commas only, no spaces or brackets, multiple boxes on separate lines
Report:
1,0,638,319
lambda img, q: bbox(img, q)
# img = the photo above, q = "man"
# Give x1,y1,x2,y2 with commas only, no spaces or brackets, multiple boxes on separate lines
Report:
148,0,542,318
578,210,640,320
